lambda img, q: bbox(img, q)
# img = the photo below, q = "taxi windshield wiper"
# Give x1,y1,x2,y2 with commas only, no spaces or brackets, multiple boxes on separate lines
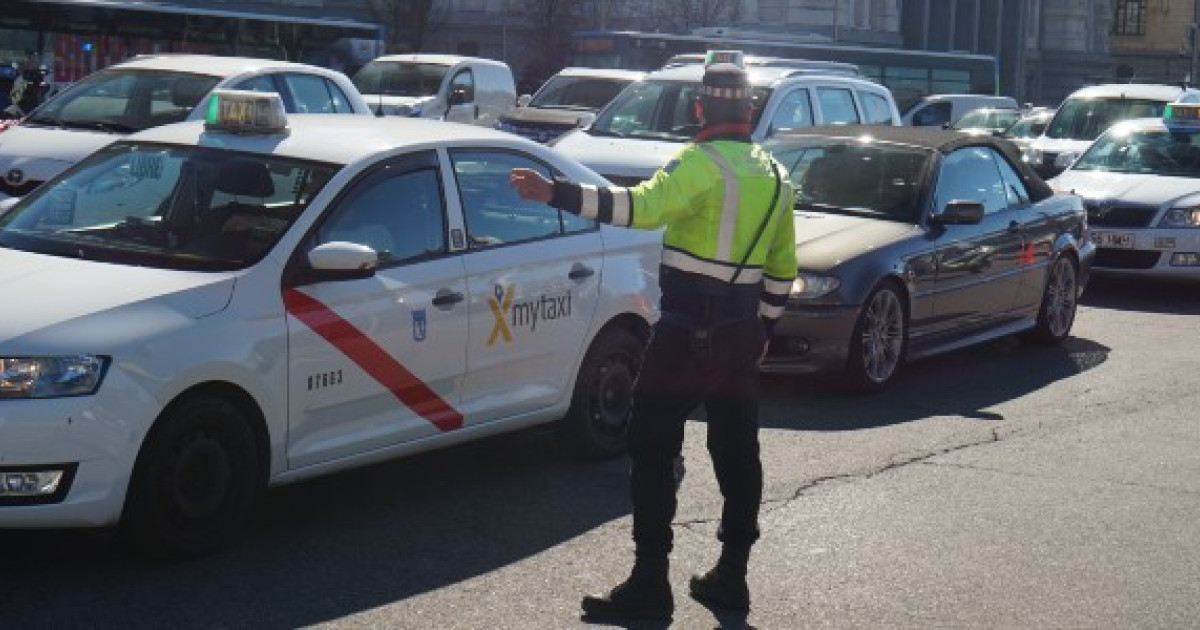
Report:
59,119,141,133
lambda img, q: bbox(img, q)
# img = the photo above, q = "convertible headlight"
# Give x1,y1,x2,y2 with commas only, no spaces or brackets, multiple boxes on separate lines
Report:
1160,207,1200,228
0,355,110,399
789,274,840,299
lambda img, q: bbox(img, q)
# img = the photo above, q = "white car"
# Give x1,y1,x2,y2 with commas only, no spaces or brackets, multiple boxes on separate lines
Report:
496,67,645,143
552,62,902,186
352,54,516,128
1049,105,1200,281
0,54,373,202
0,91,659,558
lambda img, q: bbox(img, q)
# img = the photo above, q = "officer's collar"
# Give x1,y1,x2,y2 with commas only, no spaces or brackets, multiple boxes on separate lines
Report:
694,122,752,143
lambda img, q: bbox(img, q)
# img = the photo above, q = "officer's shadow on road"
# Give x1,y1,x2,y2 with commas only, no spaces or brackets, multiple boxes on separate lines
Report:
758,333,1111,431
0,429,632,628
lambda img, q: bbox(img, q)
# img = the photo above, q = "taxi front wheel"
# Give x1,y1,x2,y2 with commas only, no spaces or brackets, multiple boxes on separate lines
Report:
560,327,644,460
119,394,260,560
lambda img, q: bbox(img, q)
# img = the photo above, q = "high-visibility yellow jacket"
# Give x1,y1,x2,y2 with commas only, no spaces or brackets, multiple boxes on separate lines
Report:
552,139,798,324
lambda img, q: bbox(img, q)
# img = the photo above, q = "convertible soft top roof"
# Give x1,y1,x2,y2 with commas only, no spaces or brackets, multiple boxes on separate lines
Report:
768,125,1054,202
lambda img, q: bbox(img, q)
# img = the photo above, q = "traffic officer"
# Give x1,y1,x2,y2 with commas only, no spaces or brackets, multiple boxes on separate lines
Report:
511,53,797,622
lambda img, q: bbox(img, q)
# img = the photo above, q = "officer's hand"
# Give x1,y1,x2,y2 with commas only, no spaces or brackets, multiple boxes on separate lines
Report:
510,168,553,203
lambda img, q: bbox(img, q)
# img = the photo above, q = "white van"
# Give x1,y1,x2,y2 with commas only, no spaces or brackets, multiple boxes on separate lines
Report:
1023,83,1200,178
552,63,902,185
352,54,516,127
902,94,1018,127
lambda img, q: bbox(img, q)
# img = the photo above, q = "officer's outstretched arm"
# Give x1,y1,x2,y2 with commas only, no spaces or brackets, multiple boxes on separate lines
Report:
760,182,798,336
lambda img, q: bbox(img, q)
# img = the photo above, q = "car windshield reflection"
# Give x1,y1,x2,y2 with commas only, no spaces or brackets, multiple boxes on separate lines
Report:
1072,128,1200,178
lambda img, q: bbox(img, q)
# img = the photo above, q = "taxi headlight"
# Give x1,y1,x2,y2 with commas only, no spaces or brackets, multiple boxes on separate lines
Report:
1160,207,1200,228
0,355,110,399
790,274,840,299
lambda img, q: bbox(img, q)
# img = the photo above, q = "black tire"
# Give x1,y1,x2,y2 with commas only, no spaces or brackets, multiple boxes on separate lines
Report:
844,280,908,393
559,327,644,459
1022,254,1078,346
119,394,260,560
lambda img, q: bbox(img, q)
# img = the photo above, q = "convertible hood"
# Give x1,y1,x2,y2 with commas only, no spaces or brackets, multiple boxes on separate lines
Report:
1052,171,1200,206
552,129,681,181
793,211,921,271
0,248,235,344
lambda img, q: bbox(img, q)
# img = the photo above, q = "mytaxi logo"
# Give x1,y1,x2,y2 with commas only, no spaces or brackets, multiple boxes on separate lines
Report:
488,284,515,345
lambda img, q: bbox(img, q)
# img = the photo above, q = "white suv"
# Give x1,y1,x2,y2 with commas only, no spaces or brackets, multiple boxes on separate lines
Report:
0,54,372,202
552,63,902,185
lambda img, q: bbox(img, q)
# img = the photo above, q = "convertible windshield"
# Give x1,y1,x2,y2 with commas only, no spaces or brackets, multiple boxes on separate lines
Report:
589,79,770,142
0,143,340,271
1072,127,1200,177
23,69,220,133
353,61,448,97
1045,98,1167,141
766,137,930,223
529,76,633,111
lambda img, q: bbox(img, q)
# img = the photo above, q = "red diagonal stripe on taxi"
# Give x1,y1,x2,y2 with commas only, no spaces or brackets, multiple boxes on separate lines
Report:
283,288,463,432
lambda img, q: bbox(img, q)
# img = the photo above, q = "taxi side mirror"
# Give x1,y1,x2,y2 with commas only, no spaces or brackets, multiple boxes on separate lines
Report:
930,200,985,225
306,241,377,282
517,94,532,107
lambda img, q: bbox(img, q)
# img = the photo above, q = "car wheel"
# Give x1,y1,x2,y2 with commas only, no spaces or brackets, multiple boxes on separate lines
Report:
1023,254,1078,345
559,327,644,460
844,280,907,392
119,394,260,560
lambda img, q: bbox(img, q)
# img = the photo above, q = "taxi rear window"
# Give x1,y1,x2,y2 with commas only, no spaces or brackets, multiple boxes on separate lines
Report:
0,143,341,271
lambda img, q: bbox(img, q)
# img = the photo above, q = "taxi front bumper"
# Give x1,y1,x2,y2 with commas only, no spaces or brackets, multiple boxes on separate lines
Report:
761,303,860,374
0,369,156,528
1089,226,1200,280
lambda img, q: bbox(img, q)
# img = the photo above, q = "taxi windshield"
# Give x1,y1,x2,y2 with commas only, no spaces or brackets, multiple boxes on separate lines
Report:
589,79,770,142
1045,97,1167,141
765,137,930,223
529,76,633,111
23,69,220,133
352,61,448,97
0,143,340,271
1072,127,1200,177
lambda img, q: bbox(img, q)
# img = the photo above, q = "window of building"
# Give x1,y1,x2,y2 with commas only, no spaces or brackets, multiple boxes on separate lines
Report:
1114,0,1147,36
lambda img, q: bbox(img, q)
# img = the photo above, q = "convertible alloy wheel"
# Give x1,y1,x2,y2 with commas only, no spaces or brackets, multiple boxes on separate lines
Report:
1044,256,1078,339
845,282,907,391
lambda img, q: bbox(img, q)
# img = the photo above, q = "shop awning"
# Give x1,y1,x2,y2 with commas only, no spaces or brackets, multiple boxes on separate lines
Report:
26,0,381,33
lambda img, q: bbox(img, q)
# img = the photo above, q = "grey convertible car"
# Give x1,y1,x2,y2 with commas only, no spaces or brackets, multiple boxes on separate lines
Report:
762,126,1095,391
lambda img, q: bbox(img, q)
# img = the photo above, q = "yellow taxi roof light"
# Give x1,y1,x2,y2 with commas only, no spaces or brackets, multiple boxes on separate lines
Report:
204,89,289,135
704,50,745,68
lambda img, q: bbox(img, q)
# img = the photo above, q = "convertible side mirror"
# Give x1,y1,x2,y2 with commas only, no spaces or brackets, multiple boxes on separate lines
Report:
930,200,985,225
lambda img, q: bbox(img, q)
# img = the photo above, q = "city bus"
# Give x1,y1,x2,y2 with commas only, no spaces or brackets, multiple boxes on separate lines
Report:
570,30,998,112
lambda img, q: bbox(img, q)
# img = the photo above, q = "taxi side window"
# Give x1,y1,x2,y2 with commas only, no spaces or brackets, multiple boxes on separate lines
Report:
281,73,351,114
816,87,861,125
860,91,895,125
232,75,278,95
767,89,813,136
450,150,594,248
934,147,1009,214
448,69,475,104
318,152,447,265
995,154,1030,205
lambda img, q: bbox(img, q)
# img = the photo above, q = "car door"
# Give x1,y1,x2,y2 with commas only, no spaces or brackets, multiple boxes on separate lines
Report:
444,68,477,124
996,154,1055,312
447,148,602,425
930,146,1026,333
284,150,469,469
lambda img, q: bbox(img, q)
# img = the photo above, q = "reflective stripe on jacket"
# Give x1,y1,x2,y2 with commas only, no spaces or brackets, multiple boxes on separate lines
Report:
552,139,798,321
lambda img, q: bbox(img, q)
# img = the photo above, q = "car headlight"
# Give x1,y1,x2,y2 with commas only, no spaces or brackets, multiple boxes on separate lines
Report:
0,355,110,399
1160,207,1200,228
789,273,840,299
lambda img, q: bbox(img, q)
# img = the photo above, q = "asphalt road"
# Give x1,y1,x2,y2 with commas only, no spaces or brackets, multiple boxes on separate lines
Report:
2,276,1198,629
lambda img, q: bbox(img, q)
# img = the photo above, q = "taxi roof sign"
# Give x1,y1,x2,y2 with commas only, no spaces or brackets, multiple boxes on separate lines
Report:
1163,102,1200,132
204,89,289,135
704,50,745,68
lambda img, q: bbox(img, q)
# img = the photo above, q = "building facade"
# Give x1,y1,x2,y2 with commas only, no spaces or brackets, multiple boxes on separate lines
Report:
1110,0,1198,85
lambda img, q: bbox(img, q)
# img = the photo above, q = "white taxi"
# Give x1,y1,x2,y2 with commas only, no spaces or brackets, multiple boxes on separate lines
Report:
0,91,659,558
1050,103,1200,280
0,54,373,202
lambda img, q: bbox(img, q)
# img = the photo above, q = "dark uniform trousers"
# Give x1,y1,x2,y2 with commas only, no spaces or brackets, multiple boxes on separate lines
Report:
628,278,766,559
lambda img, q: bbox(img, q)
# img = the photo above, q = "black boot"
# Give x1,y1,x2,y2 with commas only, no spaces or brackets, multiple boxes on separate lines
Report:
581,556,673,622
689,547,751,612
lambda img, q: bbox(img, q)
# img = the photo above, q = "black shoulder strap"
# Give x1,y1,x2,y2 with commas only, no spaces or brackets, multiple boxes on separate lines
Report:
729,161,783,285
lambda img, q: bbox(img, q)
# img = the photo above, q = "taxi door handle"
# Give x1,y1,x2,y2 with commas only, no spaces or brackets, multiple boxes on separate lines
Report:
432,288,464,308
568,263,595,281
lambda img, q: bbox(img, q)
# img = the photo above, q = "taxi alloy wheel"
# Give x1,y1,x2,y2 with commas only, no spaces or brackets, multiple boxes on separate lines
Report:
120,394,260,560
845,281,907,392
560,327,644,460
1025,254,1078,345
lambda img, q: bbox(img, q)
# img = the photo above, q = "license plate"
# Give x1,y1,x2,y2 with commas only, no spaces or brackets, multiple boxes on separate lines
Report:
1092,231,1134,248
